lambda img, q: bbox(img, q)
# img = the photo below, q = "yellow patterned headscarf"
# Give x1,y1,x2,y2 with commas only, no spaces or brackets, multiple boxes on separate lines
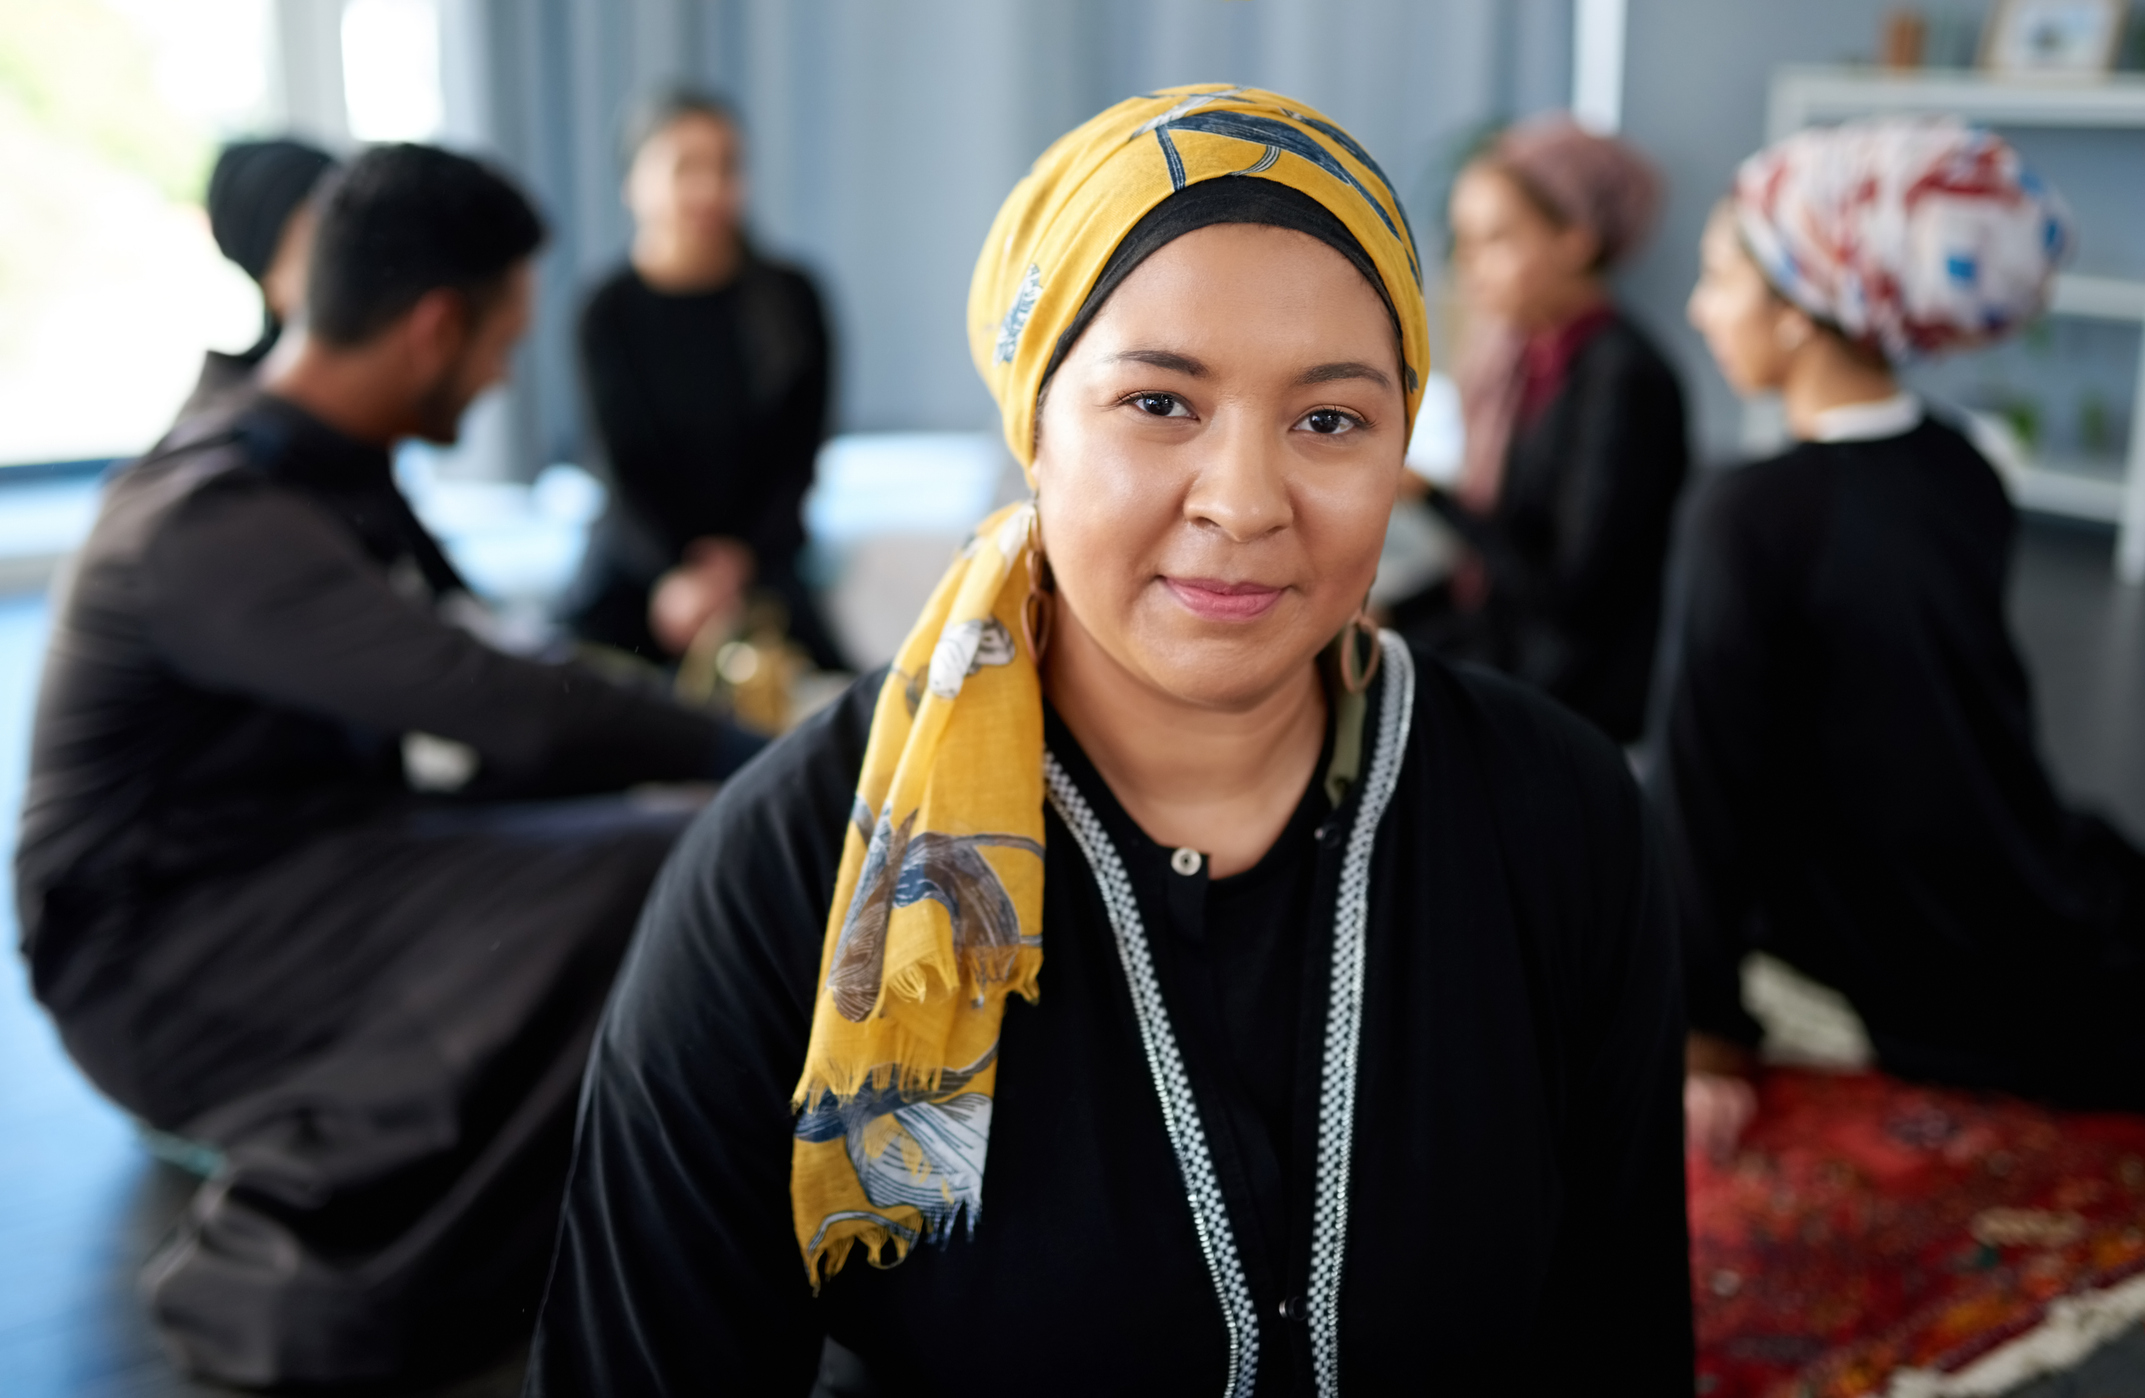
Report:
791,83,1429,1285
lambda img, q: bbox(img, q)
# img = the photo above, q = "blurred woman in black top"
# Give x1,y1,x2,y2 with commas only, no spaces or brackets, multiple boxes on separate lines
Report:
562,91,846,670
1390,116,1688,744
1663,119,2145,1160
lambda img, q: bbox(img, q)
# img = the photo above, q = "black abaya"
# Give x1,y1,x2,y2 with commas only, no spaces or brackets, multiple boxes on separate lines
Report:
529,648,1693,1396
14,391,755,1385
1655,416,2145,1107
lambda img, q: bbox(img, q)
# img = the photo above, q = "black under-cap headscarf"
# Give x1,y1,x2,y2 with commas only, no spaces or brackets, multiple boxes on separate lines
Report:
1039,177,1402,395
207,139,338,284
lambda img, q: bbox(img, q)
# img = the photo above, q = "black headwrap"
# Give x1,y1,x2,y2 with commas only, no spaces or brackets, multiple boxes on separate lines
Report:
207,140,338,284
1039,177,1401,394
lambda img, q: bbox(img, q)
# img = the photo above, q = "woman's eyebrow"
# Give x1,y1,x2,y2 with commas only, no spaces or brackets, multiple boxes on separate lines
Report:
1109,351,1393,390
1298,360,1393,389
1111,349,1206,376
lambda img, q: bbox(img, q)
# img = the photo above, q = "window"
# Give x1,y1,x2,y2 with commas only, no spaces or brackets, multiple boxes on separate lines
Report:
341,0,442,143
0,0,275,467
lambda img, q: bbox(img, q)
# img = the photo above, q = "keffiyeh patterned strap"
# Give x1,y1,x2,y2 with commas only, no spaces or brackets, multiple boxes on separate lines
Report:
790,83,1429,1288
1734,116,2071,360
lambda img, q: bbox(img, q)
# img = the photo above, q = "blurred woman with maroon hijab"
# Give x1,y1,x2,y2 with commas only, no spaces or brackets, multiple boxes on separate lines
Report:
1391,116,1688,745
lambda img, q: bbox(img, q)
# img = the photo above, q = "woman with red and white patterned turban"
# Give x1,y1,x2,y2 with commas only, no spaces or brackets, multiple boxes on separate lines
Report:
1734,117,2070,360
1660,118,2145,1161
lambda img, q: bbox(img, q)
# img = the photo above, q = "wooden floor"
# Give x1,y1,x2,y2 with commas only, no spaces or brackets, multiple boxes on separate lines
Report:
2,514,2144,1394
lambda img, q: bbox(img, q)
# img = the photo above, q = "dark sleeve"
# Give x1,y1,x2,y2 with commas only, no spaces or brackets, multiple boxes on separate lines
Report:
577,283,636,489
1476,679,1692,1390
1543,338,1689,619
144,481,748,789
527,674,880,1396
741,271,832,570
1650,466,1814,1047
578,279,686,570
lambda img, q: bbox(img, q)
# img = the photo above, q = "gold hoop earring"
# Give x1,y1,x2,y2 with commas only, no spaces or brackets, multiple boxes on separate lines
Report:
1338,606,1381,695
1021,508,1054,663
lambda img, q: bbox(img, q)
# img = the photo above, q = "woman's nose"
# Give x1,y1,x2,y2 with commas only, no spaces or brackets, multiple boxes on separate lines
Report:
1182,414,1293,542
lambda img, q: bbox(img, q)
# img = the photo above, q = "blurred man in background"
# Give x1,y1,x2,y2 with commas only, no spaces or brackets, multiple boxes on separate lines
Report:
177,136,338,420
13,144,760,1388
560,89,846,671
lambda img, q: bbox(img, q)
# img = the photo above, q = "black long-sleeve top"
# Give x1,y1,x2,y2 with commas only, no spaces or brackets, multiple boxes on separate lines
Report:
565,258,832,657
1431,311,1689,743
14,392,746,1012
528,646,1693,1396
1655,417,2145,1104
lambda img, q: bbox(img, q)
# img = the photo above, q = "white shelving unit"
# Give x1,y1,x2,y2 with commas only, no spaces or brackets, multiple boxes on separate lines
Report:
1767,65,2145,141
1765,66,2145,581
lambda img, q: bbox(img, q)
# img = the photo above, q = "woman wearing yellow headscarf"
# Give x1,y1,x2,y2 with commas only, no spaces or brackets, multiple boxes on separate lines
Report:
531,86,1691,1396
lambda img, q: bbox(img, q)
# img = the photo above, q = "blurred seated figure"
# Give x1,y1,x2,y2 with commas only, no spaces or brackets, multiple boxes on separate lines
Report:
177,137,337,420
1388,116,1688,745
560,89,846,671
1664,120,2145,1158
12,145,763,1388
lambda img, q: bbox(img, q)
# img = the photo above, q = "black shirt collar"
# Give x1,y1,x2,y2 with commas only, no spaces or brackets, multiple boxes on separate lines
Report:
236,392,397,493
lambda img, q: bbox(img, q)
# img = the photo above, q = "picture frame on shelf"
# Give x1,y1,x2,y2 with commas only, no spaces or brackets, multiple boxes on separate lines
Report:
1981,0,2127,76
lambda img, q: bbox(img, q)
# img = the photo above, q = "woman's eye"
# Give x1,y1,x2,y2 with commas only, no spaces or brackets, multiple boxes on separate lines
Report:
1298,408,1359,436
1130,392,1190,419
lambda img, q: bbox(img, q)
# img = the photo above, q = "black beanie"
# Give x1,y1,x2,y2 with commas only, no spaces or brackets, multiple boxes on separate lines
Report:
206,139,338,283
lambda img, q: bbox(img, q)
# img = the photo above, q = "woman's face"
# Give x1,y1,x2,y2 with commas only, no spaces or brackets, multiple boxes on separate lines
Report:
1448,162,1598,328
1033,222,1406,712
626,113,745,248
1688,203,1800,394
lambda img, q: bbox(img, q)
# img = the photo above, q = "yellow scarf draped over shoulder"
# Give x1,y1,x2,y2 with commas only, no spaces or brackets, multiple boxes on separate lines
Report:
791,84,1430,1285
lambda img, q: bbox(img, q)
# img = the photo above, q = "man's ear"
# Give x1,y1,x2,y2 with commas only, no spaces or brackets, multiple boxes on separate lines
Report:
401,287,470,372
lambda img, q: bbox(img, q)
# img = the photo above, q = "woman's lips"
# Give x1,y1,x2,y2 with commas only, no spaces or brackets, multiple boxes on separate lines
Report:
1163,576,1287,621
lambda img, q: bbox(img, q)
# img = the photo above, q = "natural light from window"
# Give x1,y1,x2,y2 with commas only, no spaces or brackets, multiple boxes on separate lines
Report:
0,0,273,467
341,0,442,143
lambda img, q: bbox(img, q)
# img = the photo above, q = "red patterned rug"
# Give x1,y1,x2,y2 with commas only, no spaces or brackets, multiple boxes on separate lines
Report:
1691,1069,2145,1398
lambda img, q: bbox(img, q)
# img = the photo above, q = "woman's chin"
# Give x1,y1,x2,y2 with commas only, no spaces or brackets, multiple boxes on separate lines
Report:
1124,613,1332,710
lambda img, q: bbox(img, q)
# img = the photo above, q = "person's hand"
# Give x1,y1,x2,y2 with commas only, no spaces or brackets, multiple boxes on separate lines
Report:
1685,1032,1758,1164
650,537,755,656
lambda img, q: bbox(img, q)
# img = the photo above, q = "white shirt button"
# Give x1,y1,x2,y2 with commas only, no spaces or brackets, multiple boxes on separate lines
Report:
1170,847,1203,877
